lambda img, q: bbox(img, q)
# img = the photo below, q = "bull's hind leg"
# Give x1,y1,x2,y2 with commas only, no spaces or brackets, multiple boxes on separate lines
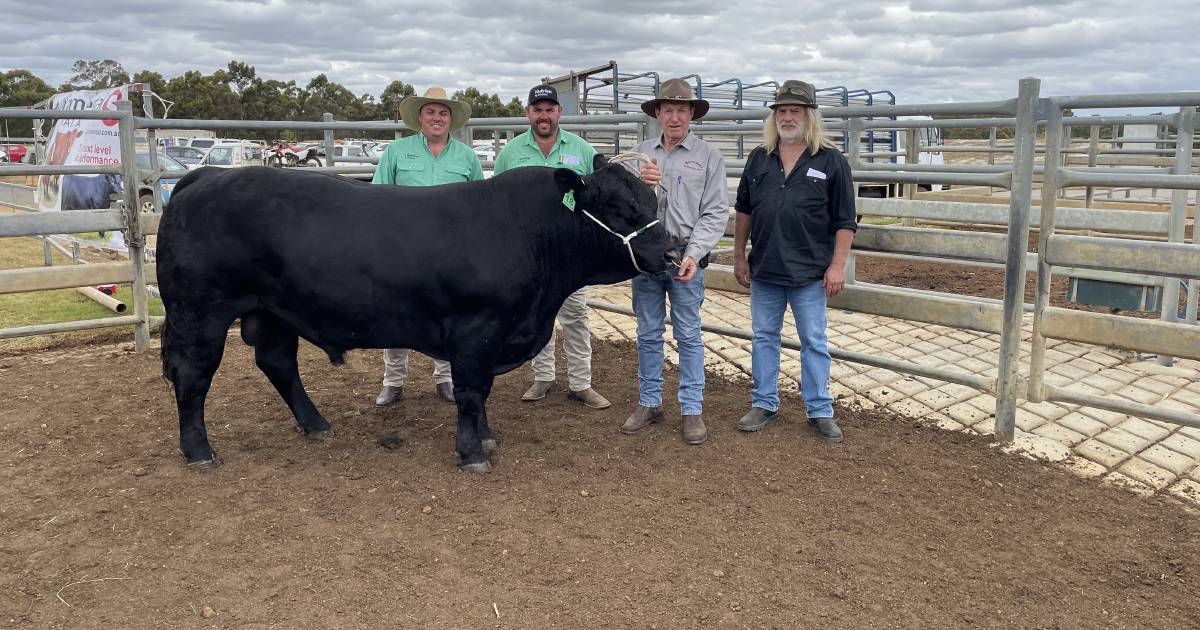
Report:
162,314,232,468
241,310,331,438
478,378,497,453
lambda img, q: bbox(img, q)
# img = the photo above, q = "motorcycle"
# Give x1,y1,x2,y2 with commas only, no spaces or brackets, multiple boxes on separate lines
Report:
264,141,323,167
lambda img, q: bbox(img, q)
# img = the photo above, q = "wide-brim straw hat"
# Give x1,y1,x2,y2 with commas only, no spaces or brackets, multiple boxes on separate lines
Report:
399,87,472,131
640,77,710,120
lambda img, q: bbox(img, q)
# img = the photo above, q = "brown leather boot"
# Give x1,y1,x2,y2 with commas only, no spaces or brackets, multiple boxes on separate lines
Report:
682,414,707,445
620,405,664,434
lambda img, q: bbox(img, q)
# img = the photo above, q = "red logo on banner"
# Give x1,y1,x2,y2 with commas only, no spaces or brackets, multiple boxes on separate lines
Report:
100,88,123,127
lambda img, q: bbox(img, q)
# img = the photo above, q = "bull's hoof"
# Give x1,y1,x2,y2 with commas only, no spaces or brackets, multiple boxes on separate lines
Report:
458,461,493,474
305,429,334,441
481,438,498,453
185,456,222,471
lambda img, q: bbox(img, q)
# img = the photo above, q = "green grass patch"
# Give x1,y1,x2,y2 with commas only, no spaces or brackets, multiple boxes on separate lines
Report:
69,231,115,244
0,235,163,355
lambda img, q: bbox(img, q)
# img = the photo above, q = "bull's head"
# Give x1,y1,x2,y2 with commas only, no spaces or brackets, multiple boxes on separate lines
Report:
553,154,675,277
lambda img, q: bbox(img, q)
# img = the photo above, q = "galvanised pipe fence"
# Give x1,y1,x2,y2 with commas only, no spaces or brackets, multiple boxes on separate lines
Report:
1,77,1197,443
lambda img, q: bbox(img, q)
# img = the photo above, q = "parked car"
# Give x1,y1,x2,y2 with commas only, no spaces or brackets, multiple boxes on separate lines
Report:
134,150,186,212
164,145,207,169
200,141,264,168
331,144,370,159
2,143,29,163
472,142,496,163
187,138,217,151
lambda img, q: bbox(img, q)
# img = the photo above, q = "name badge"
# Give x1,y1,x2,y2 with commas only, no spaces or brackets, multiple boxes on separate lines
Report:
562,154,581,165
806,168,827,180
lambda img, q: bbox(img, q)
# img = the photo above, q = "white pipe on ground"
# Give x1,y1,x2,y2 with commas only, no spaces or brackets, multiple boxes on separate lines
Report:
75,286,126,314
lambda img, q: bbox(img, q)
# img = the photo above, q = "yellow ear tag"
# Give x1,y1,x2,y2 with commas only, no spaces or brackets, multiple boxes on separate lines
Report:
562,190,577,211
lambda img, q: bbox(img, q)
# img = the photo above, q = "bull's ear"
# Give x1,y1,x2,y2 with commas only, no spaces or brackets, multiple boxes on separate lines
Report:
592,153,609,170
553,167,583,194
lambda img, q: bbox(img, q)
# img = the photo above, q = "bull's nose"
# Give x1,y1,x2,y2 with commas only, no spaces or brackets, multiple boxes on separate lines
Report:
665,249,683,267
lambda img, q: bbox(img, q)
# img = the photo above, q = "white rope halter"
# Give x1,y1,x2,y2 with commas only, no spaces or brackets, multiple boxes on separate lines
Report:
574,152,662,274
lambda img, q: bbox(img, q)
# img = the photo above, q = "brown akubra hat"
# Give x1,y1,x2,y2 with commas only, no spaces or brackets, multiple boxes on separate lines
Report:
640,78,710,120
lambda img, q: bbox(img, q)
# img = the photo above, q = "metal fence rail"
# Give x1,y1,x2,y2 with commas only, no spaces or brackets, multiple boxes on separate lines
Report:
2,77,1199,444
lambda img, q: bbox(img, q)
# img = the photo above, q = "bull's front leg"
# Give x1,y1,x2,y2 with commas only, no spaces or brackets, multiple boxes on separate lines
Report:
453,375,493,473
444,353,497,472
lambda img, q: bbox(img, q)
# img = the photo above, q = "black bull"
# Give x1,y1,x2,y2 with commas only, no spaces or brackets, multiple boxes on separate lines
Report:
157,158,675,472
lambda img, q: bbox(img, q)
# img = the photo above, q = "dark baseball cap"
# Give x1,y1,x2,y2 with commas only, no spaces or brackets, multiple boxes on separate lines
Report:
528,84,559,106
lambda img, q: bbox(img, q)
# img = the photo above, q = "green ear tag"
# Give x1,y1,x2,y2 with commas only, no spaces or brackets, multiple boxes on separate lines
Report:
562,190,577,211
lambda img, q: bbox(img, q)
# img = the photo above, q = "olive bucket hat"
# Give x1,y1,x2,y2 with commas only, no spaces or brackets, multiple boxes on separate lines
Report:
770,80,818,109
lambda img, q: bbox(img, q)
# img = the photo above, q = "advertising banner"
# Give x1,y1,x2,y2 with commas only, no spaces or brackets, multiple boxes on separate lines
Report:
36,86,130,250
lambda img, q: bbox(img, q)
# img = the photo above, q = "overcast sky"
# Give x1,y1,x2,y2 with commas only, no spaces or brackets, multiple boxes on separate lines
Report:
5,0,1197,113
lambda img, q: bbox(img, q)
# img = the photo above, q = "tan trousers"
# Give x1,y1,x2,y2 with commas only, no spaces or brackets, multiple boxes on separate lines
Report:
531,286,592,391
382,349,452,387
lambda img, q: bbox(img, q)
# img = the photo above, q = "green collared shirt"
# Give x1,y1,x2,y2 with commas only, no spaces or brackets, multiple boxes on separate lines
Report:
493,129,596,176
372,133,484,187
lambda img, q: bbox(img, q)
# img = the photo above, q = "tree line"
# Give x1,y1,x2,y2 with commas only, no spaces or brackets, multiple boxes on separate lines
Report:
1,59,525,140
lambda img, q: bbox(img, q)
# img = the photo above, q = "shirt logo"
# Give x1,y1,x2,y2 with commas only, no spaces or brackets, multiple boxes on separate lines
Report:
684,160,704,171
562,153,581,165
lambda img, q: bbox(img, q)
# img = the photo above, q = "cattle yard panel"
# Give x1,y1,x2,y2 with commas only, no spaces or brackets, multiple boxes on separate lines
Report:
2,78,1199,439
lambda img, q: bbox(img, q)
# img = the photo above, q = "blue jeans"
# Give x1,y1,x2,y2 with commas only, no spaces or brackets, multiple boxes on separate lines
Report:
632,269,706,415
750,278,834,418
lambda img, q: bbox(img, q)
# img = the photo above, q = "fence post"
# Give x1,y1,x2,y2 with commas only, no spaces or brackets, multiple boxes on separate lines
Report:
1058,121,1071,199
117,100,150,350
1085,123,1099,207
846,117,863,168
143,94,164,213
1156,106,1197,364
1028,102,1063,403
42,237,52,266
323,113,335,167
902,128,918,226
987,126,997,196
994,78,1041,443
1189,188,1200,325
33,116,45,166
641,113,661,146
845,116,863,286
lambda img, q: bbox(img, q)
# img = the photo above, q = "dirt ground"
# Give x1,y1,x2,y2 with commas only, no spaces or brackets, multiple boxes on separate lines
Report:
1,336,1197,630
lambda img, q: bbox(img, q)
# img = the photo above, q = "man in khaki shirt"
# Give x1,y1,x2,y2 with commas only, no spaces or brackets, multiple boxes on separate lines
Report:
621,78,729,445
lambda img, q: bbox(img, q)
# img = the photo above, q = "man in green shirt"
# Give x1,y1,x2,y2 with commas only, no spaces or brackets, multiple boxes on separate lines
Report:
492,84,611,410
373,87,484,407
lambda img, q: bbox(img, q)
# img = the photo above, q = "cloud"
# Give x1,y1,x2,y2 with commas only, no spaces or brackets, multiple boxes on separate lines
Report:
1,0,1195,111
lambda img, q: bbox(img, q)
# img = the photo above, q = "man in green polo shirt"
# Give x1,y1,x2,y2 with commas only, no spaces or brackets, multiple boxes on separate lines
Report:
372,86,484,408
492,84,611,411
